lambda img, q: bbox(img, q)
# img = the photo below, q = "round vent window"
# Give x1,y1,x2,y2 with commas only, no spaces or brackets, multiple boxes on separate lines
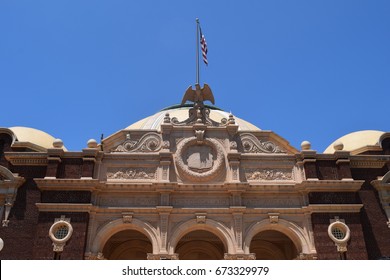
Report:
328,221,350,244
49,221,73,243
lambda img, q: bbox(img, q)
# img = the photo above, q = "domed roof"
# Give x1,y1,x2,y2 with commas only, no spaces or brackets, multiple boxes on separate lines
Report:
126,105,260,131
9,126,67,151
324,130,385,154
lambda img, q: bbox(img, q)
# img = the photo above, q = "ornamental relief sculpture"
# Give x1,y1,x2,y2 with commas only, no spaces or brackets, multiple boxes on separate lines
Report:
240,133,285,154
112,132,162,153
175,136,225,182
107,167,156,180
245,168,293,181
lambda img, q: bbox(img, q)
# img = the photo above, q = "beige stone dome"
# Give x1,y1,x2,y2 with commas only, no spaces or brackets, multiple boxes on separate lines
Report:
324,130,385,154
126,105,261,131
9,126,67,151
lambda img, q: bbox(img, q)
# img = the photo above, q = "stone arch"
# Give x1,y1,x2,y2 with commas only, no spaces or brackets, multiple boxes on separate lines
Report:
0,165,18,182
168,218,236,255
91,218,160,255
243,218,313,255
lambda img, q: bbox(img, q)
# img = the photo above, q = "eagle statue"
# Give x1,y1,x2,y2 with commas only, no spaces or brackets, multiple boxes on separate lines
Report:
181,83,215,105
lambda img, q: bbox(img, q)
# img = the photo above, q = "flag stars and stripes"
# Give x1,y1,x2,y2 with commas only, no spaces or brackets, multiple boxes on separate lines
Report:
199,27,208,66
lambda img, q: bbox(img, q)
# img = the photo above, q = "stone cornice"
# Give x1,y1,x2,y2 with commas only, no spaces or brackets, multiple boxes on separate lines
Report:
5,152,48,166
295,180,364,192
34,178,100,191
36,203,93,212
305,204,363,213
350,155,390,168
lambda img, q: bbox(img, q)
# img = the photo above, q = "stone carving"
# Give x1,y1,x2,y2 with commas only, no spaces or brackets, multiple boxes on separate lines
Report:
240,133,285,154
269,213,279,224
107,168,156,180
196,215,206,224
175,136,225,182
162,140,170,149
195,130,205,144
113,132,162,153
85,252,106,260
122,213,133,223
230,141,238,151
245,168,293,181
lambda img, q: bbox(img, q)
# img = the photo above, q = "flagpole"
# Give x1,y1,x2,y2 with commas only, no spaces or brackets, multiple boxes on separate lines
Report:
196,18,200,85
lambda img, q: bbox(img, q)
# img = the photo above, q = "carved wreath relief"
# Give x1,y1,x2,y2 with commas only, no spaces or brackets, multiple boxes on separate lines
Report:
175,137,225,182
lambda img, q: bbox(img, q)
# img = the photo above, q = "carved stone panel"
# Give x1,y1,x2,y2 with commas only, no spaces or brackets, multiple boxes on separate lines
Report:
112,132,162,153
107,167,156,180
240,133,285,154
245,168,293,181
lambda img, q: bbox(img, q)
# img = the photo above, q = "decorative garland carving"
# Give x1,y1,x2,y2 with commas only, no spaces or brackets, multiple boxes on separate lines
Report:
245,168,293,181
113,132,162,153
240,133,285,154
175,136,225,182
107,168,156,180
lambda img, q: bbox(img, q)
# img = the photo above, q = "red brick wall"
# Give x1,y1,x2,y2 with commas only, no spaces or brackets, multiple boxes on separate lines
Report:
0,178,41,259
33,212,89,260
352,167,390,259
311,213,367,260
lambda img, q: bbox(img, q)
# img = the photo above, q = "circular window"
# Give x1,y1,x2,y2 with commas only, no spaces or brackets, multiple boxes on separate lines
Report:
331,227,345,240
328,221,350,244
49,221,73,243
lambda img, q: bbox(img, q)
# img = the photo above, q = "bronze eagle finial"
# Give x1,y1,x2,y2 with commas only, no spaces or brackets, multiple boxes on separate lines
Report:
181,83,215,105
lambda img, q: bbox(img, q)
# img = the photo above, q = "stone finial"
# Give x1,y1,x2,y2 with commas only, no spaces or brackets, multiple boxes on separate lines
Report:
301,140,311,151
53,139,64,149
333,141,344,151
87,139,98,149
164,113,171,123
228,113,235,124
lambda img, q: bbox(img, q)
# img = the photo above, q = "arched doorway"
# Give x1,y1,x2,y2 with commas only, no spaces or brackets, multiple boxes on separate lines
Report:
175,230,226,260
102,230,152,260
250,230,298,260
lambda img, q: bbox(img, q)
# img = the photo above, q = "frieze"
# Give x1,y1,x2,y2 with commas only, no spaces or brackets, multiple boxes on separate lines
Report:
242,196,301,208
107,167,156,180
171,196,230,208
99,196,159,207
245,168,293,181
112,132,162,153
240,133,285,154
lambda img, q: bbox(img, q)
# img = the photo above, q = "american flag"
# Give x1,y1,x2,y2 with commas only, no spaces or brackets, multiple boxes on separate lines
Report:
199,26,208,65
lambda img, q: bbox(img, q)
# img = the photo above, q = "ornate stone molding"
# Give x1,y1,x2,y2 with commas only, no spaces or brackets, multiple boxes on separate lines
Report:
107,167,156,180
85,252,106,260
0,166,25,227
112,132,162,153
147,253,179,260
175,136,225,182
240,133,286,154
224,253,256,260
245,168,293,181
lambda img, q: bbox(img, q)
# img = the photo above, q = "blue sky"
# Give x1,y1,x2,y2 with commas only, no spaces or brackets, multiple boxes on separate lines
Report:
1,1,389,151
